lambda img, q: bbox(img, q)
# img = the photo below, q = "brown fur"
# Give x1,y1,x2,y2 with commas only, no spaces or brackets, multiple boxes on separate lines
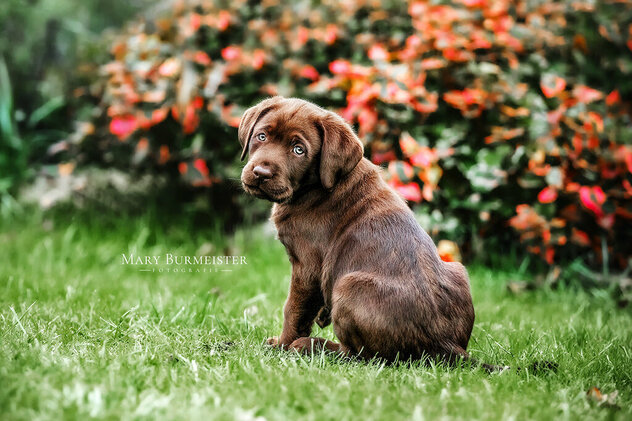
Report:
239,96,475,363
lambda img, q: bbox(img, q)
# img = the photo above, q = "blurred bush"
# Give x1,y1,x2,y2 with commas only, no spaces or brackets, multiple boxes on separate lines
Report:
64,0,631,271
0,0,150,213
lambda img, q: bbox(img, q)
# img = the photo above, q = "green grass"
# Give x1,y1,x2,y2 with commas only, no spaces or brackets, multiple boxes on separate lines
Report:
1,212,631,420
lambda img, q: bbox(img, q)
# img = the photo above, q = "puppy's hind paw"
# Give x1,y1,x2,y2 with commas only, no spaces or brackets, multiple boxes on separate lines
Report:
315,306,331,328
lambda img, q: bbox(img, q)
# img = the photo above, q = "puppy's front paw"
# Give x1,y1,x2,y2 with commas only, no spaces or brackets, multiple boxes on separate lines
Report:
266,336,280,347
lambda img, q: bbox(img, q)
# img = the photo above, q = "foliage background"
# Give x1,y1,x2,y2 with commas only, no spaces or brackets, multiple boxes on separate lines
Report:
3,0,632,280
0,0,150,211
2,3,631,418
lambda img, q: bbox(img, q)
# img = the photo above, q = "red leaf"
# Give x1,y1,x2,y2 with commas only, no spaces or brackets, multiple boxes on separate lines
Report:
217,10,231,31
329,59,351,75
298,65,319,81
460,0,487,7
190,13,201,32
178,162,188,175
193,51,211,66
538,187,558,204
182,105,199,134
192,96,204,110
221,46,241,61
297,27,309,47
158,58,181,77
371,150,397,165
605,89,620,106
571,228,591,246
624,148,632,173
388,161,414,182
573,85,603,103
542,229,551,244
109,115,137,140
410,148,437,168
390,180,422,202
572,132,583,155
193,158,209,177
368,44,389,61
579,186,606,218
357,106,378,135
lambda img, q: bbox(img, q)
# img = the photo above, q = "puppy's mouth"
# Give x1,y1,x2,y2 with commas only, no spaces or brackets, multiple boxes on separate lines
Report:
242,182,292,203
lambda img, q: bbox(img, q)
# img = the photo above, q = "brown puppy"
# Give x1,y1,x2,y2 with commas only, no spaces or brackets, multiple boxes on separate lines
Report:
239,96,474,363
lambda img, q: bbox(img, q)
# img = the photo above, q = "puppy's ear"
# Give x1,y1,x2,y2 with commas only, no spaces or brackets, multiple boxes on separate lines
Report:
318,113,364,189
238,97,282,161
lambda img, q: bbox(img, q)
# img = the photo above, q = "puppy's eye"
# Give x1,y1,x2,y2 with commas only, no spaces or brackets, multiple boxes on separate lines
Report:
256,133,267,142
293,145,305,156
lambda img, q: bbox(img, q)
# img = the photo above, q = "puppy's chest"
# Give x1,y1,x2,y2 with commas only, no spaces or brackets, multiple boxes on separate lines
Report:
273,215,328,264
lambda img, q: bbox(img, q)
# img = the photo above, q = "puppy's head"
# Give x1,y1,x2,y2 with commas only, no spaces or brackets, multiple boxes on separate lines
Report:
239,97,363,202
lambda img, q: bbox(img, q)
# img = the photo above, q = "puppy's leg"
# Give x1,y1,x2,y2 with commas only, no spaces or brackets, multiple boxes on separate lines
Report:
267,265,323,347
331,271,449,362
329,272,394,361
287,337,344,354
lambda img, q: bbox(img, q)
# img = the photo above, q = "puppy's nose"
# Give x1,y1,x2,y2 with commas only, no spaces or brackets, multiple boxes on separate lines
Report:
253,165,273,180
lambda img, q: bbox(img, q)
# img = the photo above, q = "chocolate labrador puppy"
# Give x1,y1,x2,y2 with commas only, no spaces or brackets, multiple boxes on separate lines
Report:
239,96,474,363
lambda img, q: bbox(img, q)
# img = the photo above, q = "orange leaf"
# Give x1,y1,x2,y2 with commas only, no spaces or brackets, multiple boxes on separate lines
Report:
252,49,266,70
540,75,566,98
437,240,461,263
159,145,170,164
136,138,149,156
324,24,338,45
420,58,446,70
399,132,419,157
58,162,75,176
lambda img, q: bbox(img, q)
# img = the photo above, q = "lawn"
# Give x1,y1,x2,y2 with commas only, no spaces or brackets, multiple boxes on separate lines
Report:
1,211,630,420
